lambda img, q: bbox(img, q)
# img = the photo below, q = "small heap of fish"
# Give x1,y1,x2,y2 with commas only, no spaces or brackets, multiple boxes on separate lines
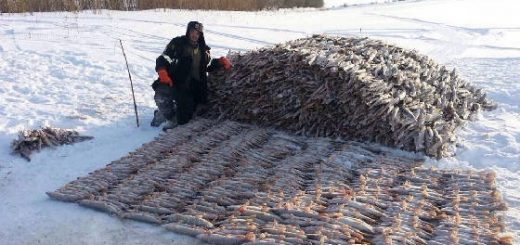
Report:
47,119,511,245
205,35,497,158
10,127,94,161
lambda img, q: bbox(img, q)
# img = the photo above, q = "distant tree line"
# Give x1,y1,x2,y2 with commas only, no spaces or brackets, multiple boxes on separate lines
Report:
0,0,324,13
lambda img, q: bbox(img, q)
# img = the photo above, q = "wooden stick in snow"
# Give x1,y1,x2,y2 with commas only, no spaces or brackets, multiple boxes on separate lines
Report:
119,39,140,127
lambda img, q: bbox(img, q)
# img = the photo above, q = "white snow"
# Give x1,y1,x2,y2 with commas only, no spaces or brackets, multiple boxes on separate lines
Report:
1,0,519,244
324,0,404,8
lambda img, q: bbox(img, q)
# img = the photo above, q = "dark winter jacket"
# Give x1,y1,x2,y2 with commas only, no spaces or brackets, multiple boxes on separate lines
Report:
154,35,220,92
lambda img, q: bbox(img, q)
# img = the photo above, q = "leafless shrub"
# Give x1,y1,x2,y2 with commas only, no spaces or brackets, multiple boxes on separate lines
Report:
0,0,324,13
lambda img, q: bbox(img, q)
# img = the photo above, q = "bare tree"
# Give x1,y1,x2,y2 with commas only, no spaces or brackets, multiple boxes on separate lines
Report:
1,0,323,12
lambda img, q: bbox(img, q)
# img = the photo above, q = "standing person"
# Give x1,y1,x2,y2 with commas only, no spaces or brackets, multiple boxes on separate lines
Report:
151,21,232,130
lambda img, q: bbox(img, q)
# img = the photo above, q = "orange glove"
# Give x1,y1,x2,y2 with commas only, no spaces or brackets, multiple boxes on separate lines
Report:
158,69,173,87
219,57,232,71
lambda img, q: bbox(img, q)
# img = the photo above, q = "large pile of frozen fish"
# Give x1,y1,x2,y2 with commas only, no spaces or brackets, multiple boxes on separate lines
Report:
48,119,511,245
205,35,497,158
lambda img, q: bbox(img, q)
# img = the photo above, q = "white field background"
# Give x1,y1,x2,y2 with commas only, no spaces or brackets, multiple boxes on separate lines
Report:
0,0,519,244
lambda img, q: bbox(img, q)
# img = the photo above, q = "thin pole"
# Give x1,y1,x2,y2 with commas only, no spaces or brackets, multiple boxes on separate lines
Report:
119,39,140,127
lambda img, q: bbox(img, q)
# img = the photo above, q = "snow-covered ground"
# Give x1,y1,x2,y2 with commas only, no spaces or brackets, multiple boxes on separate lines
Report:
324,0,407,8
1,0,519,244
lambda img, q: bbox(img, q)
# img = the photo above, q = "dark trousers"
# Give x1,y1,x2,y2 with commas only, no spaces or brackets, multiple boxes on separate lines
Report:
153,80,176,121
172,88,194,125
193,79,208,105
173,79,208,125
153,78,207,125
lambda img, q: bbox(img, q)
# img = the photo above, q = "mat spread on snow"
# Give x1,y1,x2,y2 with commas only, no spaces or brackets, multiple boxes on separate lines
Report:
47,119,511,245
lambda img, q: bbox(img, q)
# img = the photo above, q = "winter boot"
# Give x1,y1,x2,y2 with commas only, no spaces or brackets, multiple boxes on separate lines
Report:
151,109,166,127
162,120,178,131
